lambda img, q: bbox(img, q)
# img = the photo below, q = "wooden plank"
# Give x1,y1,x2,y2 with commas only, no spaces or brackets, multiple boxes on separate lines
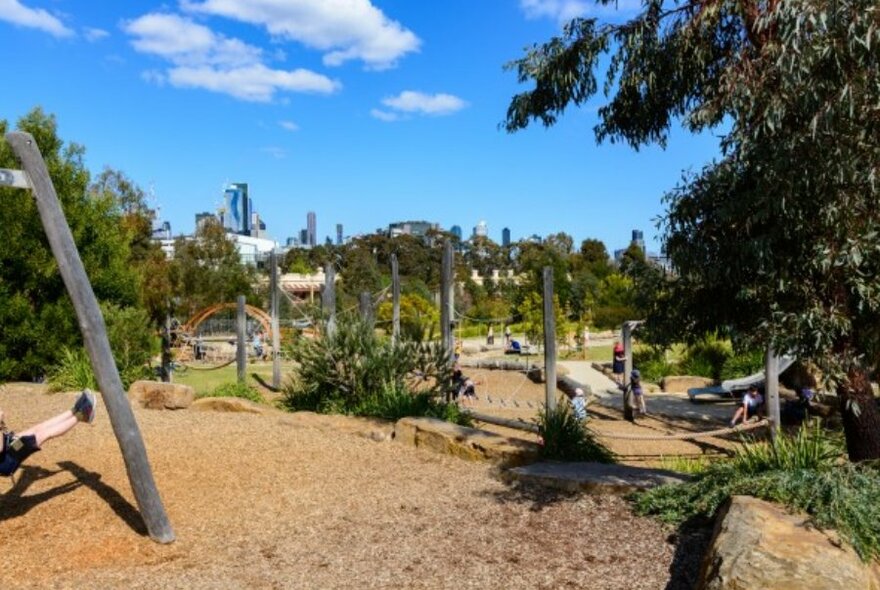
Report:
359,291,373,326
270,251,281,389
0,167,32,189
236,295,246,383
6,131,174,543
543,267,557,411
467,410,540,434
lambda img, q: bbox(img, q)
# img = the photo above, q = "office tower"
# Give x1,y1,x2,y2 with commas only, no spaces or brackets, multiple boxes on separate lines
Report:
632,229,645,252
299,228,309,245
502,227,511,247
336,223,343,246
450,225,462,240
195,212,215,232
307,211,317,247
473,220,488,238
224,183,250,234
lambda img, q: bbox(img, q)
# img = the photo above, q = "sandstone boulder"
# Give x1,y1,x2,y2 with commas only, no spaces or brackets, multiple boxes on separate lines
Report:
662,375,714,393
394,417,539,467
699,495,880,590
191,397,265,414
128,380,194,410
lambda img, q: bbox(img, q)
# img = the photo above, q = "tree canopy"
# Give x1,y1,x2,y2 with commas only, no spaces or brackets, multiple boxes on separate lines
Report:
505,0,880,459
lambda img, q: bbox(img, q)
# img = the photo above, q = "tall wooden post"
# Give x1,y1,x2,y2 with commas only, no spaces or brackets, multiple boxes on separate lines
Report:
622,321,634,421
6,131,174,543
270,251,281,389
160,309,172,383
542,267,557,412
441,241,454,362
236,295,246,383
391,254,400,345
359,291,373,326
322,264,336,338
765,346,780,440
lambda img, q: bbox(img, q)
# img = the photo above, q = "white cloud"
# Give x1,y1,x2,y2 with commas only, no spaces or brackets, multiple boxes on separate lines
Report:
182,0,420,69
84,27,109,42
380,91,467,116
0,0,73,37
279,120,299,131
123,12,340,102
370,108,400,123
520,0,641,23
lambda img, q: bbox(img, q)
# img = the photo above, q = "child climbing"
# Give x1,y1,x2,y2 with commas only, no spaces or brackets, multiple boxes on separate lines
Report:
0,389,97,477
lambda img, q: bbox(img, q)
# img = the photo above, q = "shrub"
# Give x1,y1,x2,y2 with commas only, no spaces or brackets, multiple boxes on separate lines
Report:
680,336,732,380
719,348,765,381
48,347,98,392
535,402,614,463
633,423,880,561
351,383,472,426
632,346,677,383
283,318,455,421
204,382,263,403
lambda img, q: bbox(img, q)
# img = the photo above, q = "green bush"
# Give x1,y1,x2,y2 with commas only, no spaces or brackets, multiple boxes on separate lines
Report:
632,346,677,383
351,383,472,426
204,382,263,403
634,423,880,561
719,348,765,381
283,318,456,422
680,336,732,380
48,347,98,392
535,403,614,463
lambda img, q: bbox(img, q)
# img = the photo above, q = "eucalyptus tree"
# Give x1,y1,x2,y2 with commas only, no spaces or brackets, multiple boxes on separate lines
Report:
505,0,880,459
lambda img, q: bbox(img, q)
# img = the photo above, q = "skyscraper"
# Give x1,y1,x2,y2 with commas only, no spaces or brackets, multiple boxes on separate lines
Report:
224,183,250,234
450,225,462,240
473,220,488,238
299,228,309,245
336,223,343,245
632,229,645,252
502,227,511,247
307,211,317,247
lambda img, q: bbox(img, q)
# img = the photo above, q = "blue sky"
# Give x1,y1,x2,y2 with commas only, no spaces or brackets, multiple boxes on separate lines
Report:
0,0,720,254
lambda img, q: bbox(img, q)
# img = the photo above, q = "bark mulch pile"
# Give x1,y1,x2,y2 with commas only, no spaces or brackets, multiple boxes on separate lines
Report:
1,383,695,589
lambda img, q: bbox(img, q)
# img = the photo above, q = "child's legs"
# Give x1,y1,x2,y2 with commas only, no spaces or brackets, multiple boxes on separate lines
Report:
636,393,646,412
731,406,745,424
19,411,78,447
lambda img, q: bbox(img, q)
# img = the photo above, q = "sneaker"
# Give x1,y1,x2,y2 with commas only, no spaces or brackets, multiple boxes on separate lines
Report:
72,389,97,424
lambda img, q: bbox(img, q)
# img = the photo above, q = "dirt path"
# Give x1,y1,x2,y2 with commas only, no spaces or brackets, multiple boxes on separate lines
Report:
0,383,688,589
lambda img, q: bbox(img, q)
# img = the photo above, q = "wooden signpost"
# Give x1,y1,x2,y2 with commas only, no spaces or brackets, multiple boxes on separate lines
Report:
5,131,175,544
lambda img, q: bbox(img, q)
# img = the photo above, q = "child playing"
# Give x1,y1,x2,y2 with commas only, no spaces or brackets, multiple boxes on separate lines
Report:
630,369,647,416
568,387,587,421
730,385,763,427
0,389,97,477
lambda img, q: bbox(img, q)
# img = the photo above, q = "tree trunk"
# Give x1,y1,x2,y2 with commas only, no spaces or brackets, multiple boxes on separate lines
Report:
837,367,880,462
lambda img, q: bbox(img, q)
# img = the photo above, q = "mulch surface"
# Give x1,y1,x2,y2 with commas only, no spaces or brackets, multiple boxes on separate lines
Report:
1,382,693,589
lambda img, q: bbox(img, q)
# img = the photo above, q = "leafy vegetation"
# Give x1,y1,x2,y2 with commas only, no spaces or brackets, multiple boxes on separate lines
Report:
202,382,264,403
535,402,614,463
283,319,468,424
47,348,99,392
635,423,880,560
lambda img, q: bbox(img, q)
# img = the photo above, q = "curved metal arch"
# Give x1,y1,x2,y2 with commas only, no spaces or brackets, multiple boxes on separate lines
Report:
182,302,273,340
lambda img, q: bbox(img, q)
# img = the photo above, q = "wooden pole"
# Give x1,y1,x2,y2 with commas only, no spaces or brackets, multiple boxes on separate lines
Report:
622,321,634,421
322,264,336,338
391,254,400,345
161,308,172,383
359,291,373,326
441,241,454,362
270,251,281,389
236,295,246,383
6,131,175,543
765,346,780,440
542,267,557,412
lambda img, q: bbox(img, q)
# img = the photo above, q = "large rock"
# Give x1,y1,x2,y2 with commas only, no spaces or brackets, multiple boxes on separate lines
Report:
698,496,880,590
503,461,688,495
128,380,194,410
191,397,266,414
662,375,714,393
279,412,394,442
394,417,539,467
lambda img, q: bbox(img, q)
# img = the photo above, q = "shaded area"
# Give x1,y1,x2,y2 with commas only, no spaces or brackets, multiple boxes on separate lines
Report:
57,461,148,536
0,465,82,520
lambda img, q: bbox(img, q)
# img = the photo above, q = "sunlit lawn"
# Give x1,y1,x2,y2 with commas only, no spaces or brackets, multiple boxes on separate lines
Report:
173,360,298,397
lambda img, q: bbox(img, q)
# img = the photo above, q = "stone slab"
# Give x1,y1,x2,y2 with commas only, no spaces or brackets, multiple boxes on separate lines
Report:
502,461,689,495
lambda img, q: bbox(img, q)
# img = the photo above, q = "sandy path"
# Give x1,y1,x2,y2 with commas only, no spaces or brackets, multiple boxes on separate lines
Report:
0,384,687,589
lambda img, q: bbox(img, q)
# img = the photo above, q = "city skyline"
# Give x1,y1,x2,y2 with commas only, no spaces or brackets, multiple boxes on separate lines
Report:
1,1,722,254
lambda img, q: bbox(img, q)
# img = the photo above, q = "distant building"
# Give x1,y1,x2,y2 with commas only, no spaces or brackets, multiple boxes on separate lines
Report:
527,234,543,244
286,236,299,247
249,212,267,239
388,220,439,240
299,228,309,246
502,227,511,247
336,223,343,245
152,221,172,240
473,220,488,239
224,182,250,235
307,211,317,247
632,229,645,253
450,225,462,240
195,212,215,232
